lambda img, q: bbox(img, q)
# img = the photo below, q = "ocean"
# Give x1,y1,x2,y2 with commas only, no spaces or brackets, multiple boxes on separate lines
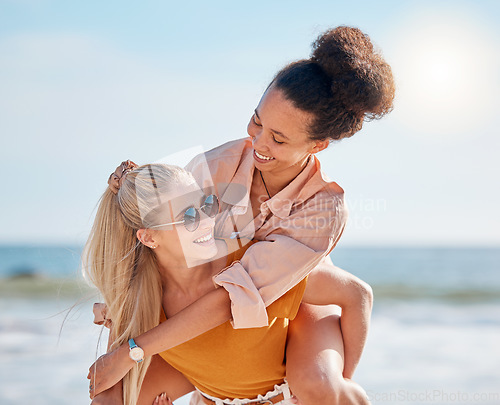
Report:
0,245,499,405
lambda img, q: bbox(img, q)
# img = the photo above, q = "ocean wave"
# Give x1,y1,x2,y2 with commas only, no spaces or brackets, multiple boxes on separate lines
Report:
372,284,500,303
0,275,95,299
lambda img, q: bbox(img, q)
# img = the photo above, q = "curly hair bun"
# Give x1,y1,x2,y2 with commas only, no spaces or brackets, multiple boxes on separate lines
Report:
311,26,395,121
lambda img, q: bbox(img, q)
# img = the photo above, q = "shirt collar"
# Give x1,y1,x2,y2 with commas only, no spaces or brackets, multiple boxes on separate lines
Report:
219,145,255,210
263,156,318,219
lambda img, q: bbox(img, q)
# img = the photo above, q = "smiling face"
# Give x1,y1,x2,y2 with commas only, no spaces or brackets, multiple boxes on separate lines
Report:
247,85,328,181
151,181,218,266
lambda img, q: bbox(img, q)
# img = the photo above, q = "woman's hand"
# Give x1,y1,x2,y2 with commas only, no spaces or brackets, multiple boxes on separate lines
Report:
93,303,112,329
87,344,134,399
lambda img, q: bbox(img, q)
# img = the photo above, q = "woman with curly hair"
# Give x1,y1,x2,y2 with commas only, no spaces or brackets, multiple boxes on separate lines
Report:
88,25,395,405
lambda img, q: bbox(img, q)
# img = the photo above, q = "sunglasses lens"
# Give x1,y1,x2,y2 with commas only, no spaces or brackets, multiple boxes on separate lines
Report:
183,207,200,232
202,195,219,218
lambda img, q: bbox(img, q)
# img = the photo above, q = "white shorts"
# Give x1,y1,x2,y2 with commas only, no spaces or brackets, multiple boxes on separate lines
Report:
189,381,295,405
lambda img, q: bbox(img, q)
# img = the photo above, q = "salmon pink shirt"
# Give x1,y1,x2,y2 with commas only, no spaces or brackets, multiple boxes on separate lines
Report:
186,138,347,328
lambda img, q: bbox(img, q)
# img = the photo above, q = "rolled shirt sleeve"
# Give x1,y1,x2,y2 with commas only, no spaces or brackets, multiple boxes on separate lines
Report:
213,261,269,328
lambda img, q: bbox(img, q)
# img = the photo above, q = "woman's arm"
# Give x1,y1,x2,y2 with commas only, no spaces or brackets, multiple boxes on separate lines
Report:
301,264,373,379
89,287,232,397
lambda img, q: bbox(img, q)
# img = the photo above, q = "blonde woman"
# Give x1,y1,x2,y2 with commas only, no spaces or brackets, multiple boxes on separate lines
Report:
85,162,369,405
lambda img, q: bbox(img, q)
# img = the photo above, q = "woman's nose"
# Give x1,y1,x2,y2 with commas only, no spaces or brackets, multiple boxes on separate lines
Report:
247,119,261,143
249,128,265,149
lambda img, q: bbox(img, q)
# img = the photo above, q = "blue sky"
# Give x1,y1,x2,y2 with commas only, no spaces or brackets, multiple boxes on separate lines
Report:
1,0,499,246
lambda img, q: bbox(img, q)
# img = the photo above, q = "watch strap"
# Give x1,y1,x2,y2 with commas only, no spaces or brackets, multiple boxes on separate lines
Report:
128,338,144,363
128,338,138,349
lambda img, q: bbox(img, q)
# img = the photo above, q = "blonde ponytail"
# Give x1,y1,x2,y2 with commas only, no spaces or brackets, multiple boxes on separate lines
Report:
83,164,194,405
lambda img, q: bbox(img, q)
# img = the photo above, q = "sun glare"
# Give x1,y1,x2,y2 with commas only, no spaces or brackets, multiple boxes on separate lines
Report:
391,9,498,138
428,62,448,83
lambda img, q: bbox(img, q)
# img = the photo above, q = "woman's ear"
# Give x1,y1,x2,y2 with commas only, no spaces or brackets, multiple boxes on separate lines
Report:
311,139,330,154
137,229,157,249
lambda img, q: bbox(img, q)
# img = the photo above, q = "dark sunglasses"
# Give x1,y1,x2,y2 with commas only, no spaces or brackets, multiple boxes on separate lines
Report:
151,194,219,232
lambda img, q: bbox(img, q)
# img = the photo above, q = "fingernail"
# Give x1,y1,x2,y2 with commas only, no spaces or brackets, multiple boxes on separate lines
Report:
154,395,159,403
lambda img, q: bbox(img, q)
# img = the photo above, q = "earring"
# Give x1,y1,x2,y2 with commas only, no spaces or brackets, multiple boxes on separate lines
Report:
150,245,157,249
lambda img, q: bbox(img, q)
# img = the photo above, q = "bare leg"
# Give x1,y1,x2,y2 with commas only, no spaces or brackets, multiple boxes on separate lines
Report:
91,380,123,405
138,355,194,405
286,304,369,405
91,355,193,405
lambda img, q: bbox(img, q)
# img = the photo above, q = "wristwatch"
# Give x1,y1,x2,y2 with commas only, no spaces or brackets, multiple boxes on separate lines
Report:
128,338,144,363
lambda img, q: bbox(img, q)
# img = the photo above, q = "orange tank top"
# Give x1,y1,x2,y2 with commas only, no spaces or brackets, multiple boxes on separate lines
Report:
158,239,307,399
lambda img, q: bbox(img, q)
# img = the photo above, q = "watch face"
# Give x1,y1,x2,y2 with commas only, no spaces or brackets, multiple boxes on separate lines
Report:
129,347,144,362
